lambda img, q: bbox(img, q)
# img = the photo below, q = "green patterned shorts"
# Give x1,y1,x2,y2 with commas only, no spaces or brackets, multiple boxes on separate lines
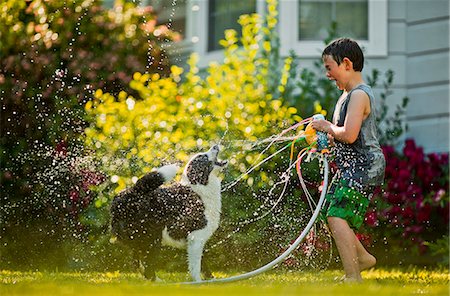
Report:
321,179,371,229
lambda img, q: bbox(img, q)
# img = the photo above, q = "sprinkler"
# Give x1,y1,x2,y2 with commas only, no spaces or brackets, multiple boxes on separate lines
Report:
304,114,329,154
177,115,331,285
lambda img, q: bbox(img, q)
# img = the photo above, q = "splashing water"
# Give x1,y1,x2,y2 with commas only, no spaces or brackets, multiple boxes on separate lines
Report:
202,118,334,270
2,0,334,272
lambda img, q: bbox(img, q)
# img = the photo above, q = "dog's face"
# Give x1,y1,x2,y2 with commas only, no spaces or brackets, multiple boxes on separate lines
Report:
184,145,227,185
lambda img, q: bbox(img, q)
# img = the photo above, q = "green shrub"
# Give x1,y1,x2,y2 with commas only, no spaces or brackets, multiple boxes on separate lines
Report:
0,0,177,270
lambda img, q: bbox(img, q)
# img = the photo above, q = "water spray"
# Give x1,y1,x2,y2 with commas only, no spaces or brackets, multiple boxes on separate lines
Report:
176,115,331,284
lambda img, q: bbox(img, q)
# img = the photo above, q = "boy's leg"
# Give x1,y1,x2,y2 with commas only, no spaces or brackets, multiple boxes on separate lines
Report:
355,235,376,271
327,216,362,282
325,222,376,271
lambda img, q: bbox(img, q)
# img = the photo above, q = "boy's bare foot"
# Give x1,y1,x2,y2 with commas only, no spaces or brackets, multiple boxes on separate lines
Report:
359,253,376,271
334,274,363,283
343,276,362,283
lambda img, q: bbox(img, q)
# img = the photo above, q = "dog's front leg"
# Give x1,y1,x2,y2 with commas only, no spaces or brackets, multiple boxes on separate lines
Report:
187,233,207,282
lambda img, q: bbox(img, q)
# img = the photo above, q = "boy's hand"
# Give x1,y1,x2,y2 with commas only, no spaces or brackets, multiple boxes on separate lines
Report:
311,119,331,133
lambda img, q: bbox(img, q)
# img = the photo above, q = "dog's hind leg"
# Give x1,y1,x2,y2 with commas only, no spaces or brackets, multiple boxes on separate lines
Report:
132,251,145,274
140,240,162,281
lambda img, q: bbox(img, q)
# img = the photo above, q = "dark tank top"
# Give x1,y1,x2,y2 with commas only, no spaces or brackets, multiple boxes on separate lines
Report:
332,84,386,189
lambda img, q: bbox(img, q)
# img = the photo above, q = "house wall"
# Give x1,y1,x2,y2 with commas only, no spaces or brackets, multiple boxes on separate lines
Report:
403,0,449,153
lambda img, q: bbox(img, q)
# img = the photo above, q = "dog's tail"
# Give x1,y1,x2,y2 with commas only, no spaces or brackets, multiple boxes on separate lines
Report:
133,163,179,193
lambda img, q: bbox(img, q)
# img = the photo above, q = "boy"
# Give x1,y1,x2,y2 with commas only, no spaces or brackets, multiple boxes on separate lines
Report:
311,38,385,282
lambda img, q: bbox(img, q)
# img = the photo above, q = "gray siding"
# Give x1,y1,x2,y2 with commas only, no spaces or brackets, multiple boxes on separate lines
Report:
367,0,449,153
404,0,449,153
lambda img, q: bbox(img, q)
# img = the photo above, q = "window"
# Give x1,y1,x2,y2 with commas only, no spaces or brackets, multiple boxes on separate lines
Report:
299,0,368,41
207,0,257,52
279,0,387,57
149,0,187,40
186,0,264,67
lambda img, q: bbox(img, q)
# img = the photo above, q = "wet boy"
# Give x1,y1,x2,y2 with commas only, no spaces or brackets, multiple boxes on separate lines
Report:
311,38,386,282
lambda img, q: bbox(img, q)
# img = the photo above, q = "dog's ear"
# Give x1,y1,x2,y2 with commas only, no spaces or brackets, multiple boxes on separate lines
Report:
186,154,213,185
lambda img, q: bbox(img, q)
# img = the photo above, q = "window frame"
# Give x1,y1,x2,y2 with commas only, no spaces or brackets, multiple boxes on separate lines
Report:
278,0,387,57
184,0,387,67
187,0,266,67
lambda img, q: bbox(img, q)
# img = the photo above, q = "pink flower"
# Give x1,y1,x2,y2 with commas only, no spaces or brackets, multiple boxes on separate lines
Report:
373,186,382,196
69,190,79,202
398,169,410,181
415,201,432,223
405,225,423,234
386,192,402,204
433,189,446,203
403,139,416,155
355,233,372,247
402,206,414,220
54,140,67,157
371,140,449,254
406,183,423,200
389,205,401,215
365,210,378,227
428,153,440,165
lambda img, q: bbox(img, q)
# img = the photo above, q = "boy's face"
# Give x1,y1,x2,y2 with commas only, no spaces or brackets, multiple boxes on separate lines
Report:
323,55,346,91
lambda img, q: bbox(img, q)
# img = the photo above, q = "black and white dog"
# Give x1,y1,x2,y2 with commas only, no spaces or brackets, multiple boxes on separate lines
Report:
110,145,227,281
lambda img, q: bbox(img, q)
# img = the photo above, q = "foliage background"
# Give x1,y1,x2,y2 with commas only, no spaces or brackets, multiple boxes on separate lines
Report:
0,0,448,273
0,0,178,270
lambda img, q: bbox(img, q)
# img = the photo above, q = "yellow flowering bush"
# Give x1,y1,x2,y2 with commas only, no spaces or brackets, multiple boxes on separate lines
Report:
81,0,329,270
84,1,301,196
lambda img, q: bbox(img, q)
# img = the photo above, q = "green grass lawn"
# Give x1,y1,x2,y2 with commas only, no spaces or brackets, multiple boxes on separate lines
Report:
1,268,448,296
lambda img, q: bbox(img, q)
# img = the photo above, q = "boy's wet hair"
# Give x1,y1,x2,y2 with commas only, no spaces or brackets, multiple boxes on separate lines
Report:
322,38,364,72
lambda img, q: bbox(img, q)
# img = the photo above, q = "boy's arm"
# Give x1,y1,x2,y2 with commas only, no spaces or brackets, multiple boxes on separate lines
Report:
312,90,370,144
